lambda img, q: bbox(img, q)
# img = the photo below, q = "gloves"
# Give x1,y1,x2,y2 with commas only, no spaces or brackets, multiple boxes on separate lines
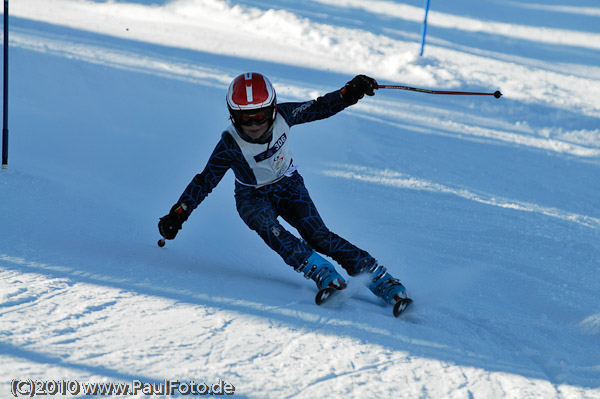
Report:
158,203,189,240
340,75,378,105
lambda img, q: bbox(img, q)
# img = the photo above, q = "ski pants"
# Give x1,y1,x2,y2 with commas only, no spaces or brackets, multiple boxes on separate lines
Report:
235,171,375,276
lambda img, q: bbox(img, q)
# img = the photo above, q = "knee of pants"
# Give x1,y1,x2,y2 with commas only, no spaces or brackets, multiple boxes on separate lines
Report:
239,207,275,233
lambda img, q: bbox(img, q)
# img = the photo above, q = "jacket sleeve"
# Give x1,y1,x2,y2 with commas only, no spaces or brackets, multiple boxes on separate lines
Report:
277,89,349,127
177,136,232,211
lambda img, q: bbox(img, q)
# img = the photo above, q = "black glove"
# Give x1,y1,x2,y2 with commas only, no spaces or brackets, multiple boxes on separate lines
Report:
158,203,189,240
340,75,379,105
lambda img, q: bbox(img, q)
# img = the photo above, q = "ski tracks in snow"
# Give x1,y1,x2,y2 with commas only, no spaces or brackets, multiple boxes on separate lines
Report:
323,163,600,229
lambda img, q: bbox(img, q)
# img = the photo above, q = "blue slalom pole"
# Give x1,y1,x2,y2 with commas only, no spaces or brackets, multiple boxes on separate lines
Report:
419,0,431,56
2,0,8,169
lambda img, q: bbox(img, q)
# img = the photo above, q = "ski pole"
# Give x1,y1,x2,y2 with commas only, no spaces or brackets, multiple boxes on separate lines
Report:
419,0,431,56
158,238,166,247
378,84,502,98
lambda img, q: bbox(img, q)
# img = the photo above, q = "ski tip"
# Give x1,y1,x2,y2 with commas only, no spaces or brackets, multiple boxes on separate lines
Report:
393,298,413,317
315,287,337,305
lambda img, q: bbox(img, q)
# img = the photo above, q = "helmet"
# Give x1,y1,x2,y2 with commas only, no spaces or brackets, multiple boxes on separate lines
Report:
227,72,277,129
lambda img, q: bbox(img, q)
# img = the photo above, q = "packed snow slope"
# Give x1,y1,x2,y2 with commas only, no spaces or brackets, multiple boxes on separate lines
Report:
2,0,600,398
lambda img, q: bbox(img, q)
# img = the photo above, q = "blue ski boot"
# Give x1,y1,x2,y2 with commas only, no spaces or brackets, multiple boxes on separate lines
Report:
366,263,412,316
296,251,347,291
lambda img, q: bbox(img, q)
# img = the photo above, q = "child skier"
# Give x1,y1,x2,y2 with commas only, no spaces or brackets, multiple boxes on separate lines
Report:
158,73,411,315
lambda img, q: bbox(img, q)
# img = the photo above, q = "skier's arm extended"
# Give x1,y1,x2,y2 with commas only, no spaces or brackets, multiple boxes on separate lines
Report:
178,140,231,211
158,137,232,240
278,75,378,126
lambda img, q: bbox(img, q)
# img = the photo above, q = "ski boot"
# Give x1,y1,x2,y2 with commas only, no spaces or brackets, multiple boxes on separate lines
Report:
296,251,347,304
366,263,412,317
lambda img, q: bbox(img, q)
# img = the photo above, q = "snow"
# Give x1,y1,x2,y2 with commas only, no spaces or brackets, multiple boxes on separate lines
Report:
1,0,599,397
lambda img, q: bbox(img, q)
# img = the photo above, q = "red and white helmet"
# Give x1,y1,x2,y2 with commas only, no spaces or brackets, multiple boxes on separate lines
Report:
227,72,277,127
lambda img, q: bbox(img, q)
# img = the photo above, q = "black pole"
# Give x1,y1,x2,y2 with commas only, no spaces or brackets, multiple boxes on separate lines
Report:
2,0,8,169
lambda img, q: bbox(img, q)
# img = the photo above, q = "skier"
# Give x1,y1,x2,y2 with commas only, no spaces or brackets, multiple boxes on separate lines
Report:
158,72,411,314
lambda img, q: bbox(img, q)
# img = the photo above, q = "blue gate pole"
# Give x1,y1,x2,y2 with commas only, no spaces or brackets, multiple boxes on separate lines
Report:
419,0,431,56
2,0,8,169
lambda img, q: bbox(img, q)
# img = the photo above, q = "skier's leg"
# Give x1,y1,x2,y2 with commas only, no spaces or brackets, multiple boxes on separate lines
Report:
276,174,410,304
235,192,311,267
236,188,346,290
275,173,375,276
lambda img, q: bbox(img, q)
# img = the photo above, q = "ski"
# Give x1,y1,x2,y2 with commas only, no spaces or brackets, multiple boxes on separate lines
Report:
393,298,413,317
316,287,413,317
315,287,341,305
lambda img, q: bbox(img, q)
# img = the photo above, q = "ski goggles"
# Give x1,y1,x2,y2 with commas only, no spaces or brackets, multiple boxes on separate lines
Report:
231,106,273,126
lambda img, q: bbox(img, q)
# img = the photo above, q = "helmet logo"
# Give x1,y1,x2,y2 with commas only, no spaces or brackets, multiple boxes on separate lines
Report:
245,73,254,103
